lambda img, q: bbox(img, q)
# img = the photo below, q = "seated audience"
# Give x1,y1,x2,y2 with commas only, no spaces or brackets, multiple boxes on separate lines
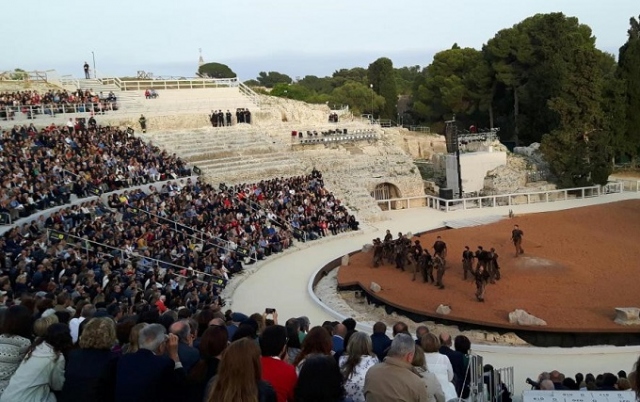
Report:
260,325,297,402
115,324,185,402
1,323,72,402
205,337,276,402
0,305,33,396
411,345,445,402
338,331,379,402
363,333,428,402
295,354,351,402
59,317,118,402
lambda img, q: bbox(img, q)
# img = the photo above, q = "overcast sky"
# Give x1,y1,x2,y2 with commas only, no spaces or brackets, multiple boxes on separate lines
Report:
2,0,637,80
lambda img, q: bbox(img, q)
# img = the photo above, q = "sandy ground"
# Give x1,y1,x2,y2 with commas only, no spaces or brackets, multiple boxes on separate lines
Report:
337,200,640,331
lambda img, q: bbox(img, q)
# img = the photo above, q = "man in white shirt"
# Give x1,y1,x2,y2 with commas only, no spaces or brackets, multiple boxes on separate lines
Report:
69,304,96,344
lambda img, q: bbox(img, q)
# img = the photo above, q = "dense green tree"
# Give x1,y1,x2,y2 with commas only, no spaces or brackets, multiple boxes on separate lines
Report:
538,15,612,186
412,46,492,127
618,15,640,161
269,83,312,101
394,65,421,95
330,81,385,115
332,68,368,86
243,79,261,87
256,71,292,88
297,75,334,94
197,62,236,79
367,57,398,119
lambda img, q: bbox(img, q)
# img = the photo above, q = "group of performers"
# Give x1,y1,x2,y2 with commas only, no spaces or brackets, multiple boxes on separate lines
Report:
370,225,525,303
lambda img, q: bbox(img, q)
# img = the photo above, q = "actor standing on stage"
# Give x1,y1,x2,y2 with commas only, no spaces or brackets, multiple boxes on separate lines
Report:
511,225,524,257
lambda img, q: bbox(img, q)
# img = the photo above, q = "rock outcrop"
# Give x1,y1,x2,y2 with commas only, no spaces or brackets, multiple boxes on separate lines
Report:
508,309,547,326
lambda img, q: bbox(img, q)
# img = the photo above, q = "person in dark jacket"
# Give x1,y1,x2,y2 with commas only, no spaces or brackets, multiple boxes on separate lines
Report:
60,317,119,402
115,324,186,402
438,332,467,398
369,322,391,362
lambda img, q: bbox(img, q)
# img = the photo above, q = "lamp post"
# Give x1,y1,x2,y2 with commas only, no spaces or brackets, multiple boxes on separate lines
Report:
369,84,374,119
91,51,96,78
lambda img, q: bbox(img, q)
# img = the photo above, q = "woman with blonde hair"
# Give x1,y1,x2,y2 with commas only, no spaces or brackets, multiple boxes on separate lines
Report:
122,323,147,354
338,331,378,402
33,315,59,338
411,345,445,402
206,338,276,402
421,333,457,402
59,317,119,402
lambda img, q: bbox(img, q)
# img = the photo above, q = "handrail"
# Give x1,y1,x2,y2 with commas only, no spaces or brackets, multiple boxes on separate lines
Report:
375,183,632,212
238,81,261,108
112,78,239,91
47,229,221,281
0,212,11,226
1,102,119,120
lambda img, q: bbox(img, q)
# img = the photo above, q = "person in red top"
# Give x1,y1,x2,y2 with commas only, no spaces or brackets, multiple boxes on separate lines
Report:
260,324,297,402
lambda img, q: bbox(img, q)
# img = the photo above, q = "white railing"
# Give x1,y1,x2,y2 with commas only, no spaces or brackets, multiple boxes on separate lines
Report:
376,183,632,212
409,126,431,134
294,131,378,145
1,102,120,120
112,78,239,91
238,81,261,107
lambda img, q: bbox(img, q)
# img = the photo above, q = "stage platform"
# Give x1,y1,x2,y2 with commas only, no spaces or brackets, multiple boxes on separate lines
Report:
337,200,640,347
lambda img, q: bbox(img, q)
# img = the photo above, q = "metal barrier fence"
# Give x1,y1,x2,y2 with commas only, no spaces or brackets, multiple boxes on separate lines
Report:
1,102,119,120
0,212,11,226
409,126,432,134
376,184,624,212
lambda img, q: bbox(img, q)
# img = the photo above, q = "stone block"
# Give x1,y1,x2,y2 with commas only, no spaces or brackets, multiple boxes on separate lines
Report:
436,304,451,315
370,282,381,293
508,309,547,326
341,254,350,266
362,244,373,253
614,307,640,326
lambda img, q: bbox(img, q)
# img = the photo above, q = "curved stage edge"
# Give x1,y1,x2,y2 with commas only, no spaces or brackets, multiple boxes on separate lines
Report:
319,255,640,348
230,193,640,398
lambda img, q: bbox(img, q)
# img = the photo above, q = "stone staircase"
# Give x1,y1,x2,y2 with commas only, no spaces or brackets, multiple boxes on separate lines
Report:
141,125,424,223
64,78,143,111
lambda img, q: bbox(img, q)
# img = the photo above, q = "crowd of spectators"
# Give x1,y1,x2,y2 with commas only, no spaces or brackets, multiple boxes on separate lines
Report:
526,369,634,392
0,89,118,120
0,116,636,401
0,122,189,223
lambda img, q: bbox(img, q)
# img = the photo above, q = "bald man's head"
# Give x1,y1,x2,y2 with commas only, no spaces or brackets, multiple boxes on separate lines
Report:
439,332,452,347
209,318,225,327
334,323,347,337
169,320,191,345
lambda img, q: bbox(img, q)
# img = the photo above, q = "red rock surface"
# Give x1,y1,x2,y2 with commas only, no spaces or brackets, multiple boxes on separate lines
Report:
337,200,640,331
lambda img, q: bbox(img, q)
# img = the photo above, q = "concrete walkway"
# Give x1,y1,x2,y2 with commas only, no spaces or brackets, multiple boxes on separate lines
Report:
229,191,640,398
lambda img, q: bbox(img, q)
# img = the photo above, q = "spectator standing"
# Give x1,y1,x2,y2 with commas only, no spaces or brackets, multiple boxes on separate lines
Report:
260,325,297,402
295,355,351,402
59,317,119,402
139,114,147,133
363,333,428,402
0,305,33,396
84,62,90,79
70,304,95,344
338,331,379,402
114,324,186,402
205,337,276,402
1,323,72,402
285,323,302,364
